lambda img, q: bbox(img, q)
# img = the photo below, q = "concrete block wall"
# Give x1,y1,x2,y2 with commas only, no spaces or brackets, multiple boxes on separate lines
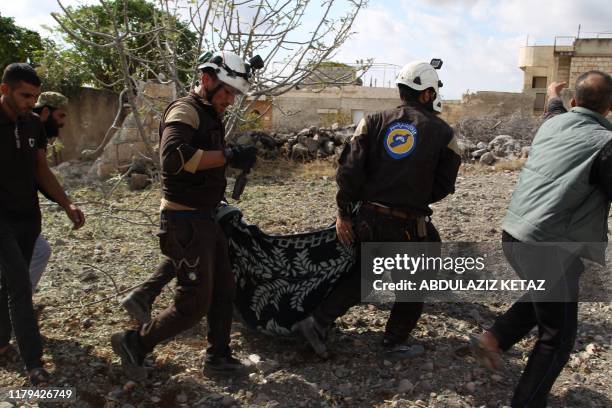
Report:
455,91,535,121
272,86,399,131
89,82,175,178
58,87,120,162
555,55,572,83
56,81,174,163
569,56,612,87
439,100,463,125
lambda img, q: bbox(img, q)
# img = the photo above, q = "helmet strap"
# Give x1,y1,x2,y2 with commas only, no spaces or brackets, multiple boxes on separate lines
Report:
423,99,435,112
418,89,435,112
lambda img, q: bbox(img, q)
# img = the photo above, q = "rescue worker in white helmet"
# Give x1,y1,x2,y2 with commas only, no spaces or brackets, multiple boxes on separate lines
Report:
295,59,461,359
112,50,262,379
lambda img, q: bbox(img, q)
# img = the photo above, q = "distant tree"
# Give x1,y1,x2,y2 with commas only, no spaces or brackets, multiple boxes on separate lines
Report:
53,0,197,92
52,0,370,164
0,14,44,71
33,40,89,95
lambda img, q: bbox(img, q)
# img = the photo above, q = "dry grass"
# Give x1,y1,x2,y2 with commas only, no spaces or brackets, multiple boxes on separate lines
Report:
460,158,526,174
253,156,337,179
255,156,525,181
493,158,527,171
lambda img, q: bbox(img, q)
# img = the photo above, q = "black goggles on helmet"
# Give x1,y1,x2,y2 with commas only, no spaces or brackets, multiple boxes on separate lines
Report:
207,54,264,80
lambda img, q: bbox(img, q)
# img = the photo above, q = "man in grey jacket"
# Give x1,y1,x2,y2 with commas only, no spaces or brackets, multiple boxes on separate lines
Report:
472,71,612,407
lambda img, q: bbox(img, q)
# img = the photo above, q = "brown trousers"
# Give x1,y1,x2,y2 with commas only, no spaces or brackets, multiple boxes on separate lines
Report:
139,211,235,356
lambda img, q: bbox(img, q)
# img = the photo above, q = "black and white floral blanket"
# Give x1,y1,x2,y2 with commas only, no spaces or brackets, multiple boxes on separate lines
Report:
216,206,355,335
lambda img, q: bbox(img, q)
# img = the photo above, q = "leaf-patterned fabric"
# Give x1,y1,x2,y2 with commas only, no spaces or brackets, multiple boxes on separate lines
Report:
216,206,356,335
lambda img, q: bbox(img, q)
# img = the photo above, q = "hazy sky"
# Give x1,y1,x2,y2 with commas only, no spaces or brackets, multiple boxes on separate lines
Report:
2,0,611,99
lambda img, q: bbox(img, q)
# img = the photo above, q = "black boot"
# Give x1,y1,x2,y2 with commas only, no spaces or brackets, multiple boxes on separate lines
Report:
294,316,329,359
203,353,247,375
382,333,407,348
111,330,147,381
382,333,423,360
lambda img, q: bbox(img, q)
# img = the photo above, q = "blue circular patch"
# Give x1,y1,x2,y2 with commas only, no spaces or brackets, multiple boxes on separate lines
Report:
384,122,418,159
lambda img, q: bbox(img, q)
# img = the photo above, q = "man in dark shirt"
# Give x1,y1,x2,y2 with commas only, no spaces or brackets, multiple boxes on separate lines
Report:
29,91,70,291
0,63,84,385
295,60,461,358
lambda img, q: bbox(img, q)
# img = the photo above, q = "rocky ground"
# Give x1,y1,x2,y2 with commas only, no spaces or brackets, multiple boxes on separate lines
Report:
1,159,610,408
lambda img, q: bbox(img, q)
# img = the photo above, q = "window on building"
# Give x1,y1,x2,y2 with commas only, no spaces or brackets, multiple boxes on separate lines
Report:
534,93,546,112
532,76,547,89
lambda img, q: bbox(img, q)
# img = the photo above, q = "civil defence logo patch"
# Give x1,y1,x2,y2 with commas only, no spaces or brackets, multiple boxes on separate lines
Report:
384,122,418,159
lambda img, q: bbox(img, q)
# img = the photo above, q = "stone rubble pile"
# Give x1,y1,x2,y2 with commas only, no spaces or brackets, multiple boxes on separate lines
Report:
235,124,534,167
230,123,356,160
453,111,544,166
458,134,531,165
455,111,542,144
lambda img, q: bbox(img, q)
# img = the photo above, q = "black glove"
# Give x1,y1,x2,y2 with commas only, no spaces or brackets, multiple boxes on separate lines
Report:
225,145,257,170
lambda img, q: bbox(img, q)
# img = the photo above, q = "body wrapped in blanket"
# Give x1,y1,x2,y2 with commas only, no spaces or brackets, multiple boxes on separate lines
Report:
215,205,356,335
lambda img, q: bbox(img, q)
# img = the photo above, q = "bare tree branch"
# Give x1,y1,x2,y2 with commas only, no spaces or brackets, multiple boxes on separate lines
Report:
82,89,128,160
54,0,369,151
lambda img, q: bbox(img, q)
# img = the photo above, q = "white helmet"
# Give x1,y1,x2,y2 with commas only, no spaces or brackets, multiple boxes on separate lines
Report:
396,59,444,113
197,51,254,95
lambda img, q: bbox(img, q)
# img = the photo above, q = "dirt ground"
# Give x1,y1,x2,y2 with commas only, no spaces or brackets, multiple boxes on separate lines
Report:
1,159,610,408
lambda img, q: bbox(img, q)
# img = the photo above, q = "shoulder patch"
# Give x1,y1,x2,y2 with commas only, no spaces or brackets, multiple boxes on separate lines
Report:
384,121,418,159
164,102,200,129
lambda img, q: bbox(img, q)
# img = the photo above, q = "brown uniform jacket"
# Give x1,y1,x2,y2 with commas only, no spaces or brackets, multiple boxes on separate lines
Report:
336,102,461,217
159,93,226,210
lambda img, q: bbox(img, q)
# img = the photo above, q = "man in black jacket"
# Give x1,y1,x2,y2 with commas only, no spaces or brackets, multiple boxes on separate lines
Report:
295,60,461,358
111,51,258,380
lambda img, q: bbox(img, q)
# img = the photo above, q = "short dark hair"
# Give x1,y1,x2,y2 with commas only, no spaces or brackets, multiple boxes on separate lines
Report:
2,63,41,88
200,67,218,81
398,84,422,104
574,70,612,114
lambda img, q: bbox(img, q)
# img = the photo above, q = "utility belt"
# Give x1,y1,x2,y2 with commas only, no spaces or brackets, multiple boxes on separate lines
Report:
160,208,215,220
361,201,430,239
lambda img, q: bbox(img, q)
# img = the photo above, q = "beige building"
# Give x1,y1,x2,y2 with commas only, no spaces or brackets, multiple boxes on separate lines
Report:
518,37,612,113
269,85,399,131
255,86,536,132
